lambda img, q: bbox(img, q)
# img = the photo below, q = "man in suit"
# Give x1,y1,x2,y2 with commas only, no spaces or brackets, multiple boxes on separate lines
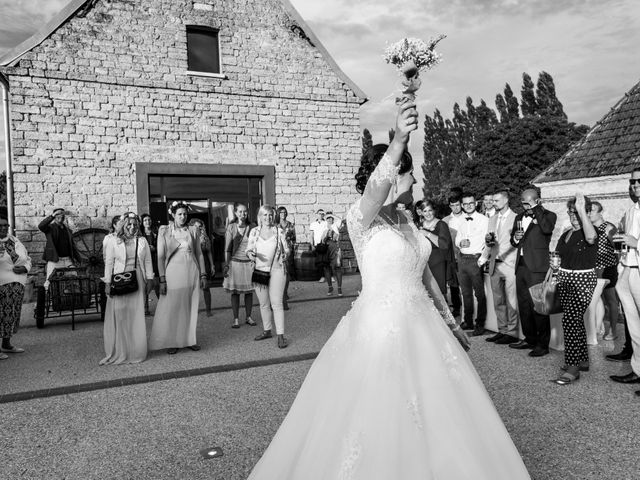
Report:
508,187,557,357
443,194,464,317
38,208,79,289
455,193,489,336
479,190,520,344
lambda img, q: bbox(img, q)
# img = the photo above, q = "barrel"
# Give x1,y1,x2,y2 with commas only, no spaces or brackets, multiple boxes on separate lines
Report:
294,242,321,281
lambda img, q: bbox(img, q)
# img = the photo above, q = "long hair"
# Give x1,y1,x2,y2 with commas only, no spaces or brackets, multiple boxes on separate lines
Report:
114,212,141,240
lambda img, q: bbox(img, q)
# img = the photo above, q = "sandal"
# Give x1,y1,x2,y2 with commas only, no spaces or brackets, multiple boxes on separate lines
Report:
167,348,179,355
277,334,288,349
254,330,272,341
231,319,240,329
553,372,579,385
246,318,257,326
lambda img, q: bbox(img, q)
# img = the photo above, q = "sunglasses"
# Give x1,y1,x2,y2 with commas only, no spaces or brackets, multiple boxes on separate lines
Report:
630,179,640,186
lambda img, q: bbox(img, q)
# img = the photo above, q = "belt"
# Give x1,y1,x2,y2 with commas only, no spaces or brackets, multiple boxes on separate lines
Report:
460,253,481,258
625,265,639,269
559,267,595,273
495,259,502,263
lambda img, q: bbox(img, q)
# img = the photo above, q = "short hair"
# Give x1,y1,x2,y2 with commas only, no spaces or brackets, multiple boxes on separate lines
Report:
316,209,324,214
448,195,461,204
461,192,475,201
591,201,603,213
494,190,509,200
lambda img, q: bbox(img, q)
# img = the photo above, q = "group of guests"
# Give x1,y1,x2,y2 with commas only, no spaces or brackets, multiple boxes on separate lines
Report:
415,170,640,388
309,208,344,296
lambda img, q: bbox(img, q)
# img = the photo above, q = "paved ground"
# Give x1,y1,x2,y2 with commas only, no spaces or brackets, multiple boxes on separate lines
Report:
2,275,639,480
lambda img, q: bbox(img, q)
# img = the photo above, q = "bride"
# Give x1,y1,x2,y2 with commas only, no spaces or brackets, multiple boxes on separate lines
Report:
247,101,531,479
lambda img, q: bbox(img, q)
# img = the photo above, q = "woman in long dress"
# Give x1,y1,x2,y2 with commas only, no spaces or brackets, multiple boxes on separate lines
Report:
149,202,206,354
247,102,531,479
101,213,155,365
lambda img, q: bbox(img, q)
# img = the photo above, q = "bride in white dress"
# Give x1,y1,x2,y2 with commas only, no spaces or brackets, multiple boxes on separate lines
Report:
247,101,531,479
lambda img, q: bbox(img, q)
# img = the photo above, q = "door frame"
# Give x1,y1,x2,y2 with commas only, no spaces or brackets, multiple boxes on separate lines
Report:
135,162,276,215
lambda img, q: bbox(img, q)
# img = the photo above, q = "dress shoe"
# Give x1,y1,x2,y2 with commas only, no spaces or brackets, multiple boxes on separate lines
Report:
529,347,549,357
495,335,520,345
277,334,288,349
254,330,273,341
459,322,474,330
606,351,632,362
486,333,505,343
509,340,533,350
610,372,640,384
472,326,487,336
552,372,579,385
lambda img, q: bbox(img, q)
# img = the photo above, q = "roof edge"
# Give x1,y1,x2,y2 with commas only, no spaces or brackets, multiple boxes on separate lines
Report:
279,0,368,104
0,0,91,67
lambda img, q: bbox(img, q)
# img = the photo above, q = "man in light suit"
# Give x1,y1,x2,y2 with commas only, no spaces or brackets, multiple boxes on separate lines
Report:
479,190,520,344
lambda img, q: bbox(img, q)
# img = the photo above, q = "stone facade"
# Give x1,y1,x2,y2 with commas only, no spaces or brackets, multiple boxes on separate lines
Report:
0,0,364,260
537,174,633,248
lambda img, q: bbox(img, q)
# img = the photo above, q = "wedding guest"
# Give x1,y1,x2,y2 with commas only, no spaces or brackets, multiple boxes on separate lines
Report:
38,208,79,289
416,199,452,295
223,203,256,328
455,193,489,336
277,206,296,310
140,213,160,315
101,213,155,365
318,213,343,296
248,205,291,349
149,202,206,355
610,168,640,391
443,194,464,317
479,190,520,344
509,187,557,358
309,209,327,283
482,193,496,218
550,194,598,385
100,215,121,321
190,219,215,317
587,201,620,340
0,217,31,359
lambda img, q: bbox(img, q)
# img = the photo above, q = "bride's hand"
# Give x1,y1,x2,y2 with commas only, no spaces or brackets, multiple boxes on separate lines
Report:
452,327,471,352
394,100,418,145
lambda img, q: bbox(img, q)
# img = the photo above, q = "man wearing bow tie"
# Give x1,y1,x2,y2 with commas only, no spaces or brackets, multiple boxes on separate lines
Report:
509,187,557,357
455,193,489,336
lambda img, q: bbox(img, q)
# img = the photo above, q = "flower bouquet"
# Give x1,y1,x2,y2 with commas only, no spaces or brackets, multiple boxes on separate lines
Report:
384,35,446,104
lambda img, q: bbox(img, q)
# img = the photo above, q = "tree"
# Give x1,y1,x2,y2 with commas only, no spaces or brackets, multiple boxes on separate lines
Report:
503,84,520,121
535,71,566,119
520,73,537,116
361,128,373,154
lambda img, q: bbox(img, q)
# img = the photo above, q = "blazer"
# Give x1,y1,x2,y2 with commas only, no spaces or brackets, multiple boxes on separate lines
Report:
38,216,78,263
480,208,517,275
225,222,255,258
157,224,206,277
103,236,154,283
509,205,557,273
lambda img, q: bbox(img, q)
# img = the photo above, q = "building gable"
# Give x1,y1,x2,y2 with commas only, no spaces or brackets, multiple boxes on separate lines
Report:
534,79,640,183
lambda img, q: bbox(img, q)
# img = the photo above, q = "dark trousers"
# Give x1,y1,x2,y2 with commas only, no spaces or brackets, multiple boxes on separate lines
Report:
458,255,486,326
447,260,462,314
516,258,550,348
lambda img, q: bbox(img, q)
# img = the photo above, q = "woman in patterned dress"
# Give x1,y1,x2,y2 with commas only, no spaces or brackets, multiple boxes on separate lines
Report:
0,217,31,359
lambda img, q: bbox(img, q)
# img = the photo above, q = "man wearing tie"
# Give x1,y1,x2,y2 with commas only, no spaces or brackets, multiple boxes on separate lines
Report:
509,187,557,357
479,190,520,344
455,193,489,336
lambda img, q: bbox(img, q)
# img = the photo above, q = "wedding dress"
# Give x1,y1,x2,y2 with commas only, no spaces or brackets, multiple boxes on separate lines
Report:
247,155,530,479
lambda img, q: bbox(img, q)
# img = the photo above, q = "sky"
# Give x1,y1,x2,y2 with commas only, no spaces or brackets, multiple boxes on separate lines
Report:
1,0,640,188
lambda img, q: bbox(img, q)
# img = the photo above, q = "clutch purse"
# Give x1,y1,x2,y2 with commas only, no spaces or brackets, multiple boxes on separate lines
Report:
529,268,562,315
251,269,270,286
110,238,139,296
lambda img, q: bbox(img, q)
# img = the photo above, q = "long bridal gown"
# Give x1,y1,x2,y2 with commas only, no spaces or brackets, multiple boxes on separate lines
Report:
247,183,531,479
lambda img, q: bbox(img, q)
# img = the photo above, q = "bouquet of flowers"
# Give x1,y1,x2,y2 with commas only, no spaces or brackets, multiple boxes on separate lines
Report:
384,35,446,104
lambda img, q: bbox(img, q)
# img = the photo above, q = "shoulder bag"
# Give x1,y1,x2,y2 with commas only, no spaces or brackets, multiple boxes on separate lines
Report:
529,267,562,315
252,229,278,286
110,237,139,296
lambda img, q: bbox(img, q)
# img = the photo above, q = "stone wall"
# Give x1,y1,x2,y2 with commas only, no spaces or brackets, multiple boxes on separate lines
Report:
537,174,633,248
1,0,363,260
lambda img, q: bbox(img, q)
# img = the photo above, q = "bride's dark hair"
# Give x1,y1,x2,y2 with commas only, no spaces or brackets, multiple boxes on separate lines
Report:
355,144,413,195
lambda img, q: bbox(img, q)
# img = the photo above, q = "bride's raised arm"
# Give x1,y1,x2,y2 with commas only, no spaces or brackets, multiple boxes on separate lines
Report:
356,101,418,228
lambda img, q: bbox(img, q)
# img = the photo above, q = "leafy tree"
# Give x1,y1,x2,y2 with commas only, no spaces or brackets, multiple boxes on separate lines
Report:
535,71,566,119
520,73,537,116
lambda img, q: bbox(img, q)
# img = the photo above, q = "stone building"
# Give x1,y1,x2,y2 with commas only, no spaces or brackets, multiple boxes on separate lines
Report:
0,0,366,260
533,79,640,245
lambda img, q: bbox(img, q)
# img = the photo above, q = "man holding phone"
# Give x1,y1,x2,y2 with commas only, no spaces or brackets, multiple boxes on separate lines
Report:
38,208,78,289
509,187,557,357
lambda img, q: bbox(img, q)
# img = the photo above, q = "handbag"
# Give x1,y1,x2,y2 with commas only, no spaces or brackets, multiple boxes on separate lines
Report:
110,237,139,296
315,242,328,254
529,268,562,315
251,229,279,286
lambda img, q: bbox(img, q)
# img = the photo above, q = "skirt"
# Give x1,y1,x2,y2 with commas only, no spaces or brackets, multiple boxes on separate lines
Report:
224,259,254,294
0,282,25,337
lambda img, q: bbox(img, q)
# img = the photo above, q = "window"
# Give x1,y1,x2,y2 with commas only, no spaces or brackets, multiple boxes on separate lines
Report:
186,25,222,76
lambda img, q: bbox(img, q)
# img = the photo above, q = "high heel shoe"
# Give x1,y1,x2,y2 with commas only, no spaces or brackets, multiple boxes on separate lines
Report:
553,371,580,385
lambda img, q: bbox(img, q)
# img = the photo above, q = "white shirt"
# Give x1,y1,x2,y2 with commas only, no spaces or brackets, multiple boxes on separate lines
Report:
518,215,534,256
455,211,489,255
309,220,327,245
485,208,496,218
622,202,640,267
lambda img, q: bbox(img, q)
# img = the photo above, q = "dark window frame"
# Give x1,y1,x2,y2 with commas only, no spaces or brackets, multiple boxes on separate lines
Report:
186,25,224,78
